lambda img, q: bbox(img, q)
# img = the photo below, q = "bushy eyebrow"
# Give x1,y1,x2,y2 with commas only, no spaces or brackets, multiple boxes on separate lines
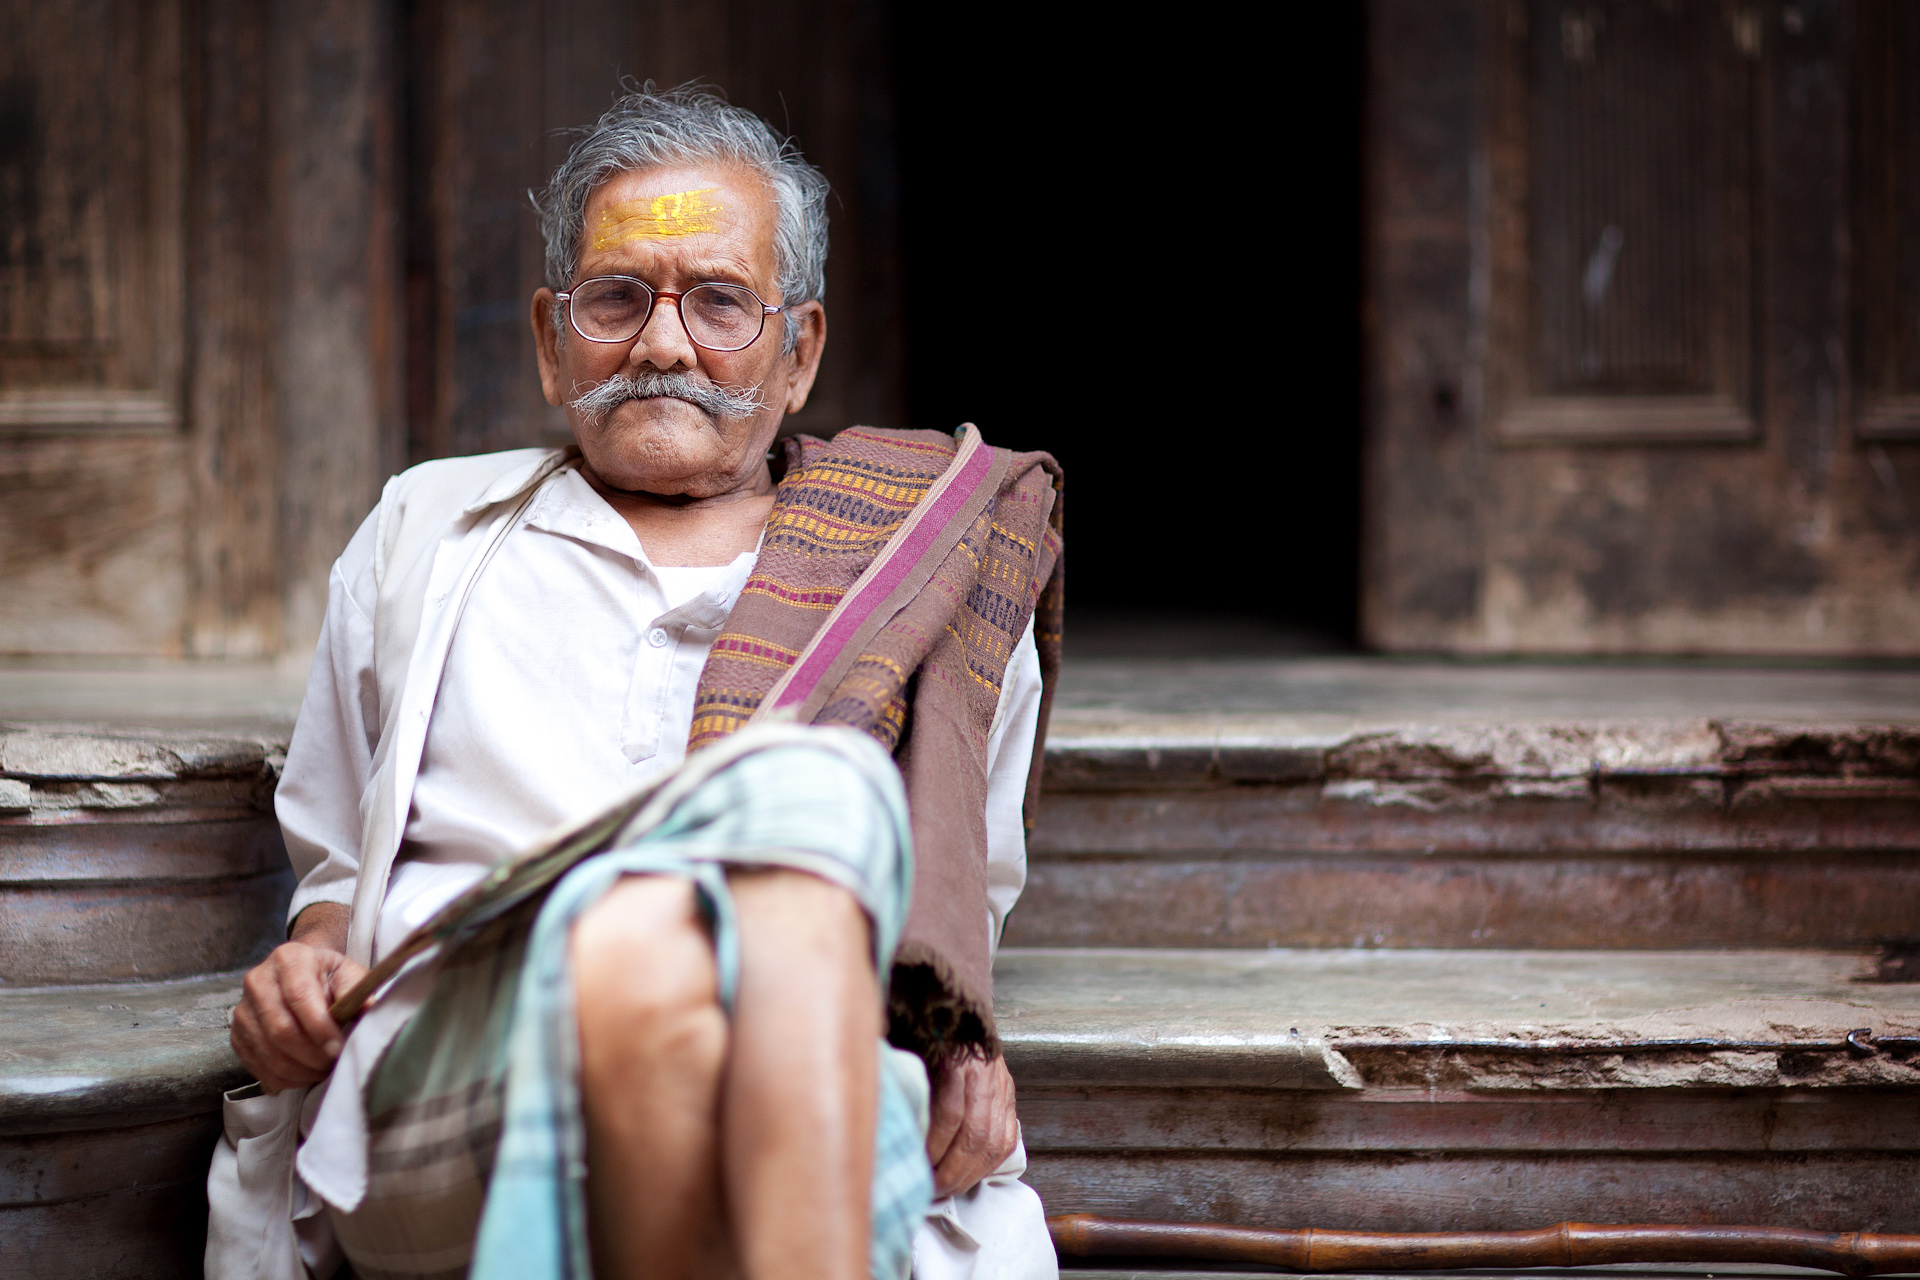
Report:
672,259,756,286
579,257,759,290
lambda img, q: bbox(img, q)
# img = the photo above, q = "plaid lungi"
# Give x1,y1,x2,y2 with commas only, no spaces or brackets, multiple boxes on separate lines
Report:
329,725,934,1280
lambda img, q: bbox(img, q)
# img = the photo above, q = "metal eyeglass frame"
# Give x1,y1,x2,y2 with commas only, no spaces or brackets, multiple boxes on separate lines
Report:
555,275,785,353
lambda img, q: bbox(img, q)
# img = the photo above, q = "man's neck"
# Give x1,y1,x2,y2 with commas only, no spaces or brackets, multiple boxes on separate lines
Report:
577,459,776,566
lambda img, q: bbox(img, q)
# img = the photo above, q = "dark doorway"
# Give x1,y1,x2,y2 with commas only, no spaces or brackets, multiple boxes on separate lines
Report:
890,8,1366,655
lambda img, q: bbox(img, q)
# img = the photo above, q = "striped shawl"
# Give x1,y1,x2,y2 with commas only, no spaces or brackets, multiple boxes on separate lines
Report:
690,425,1063,1062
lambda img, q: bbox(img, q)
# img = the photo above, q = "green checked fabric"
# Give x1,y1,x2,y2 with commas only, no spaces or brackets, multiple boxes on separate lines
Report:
329,725,933,1280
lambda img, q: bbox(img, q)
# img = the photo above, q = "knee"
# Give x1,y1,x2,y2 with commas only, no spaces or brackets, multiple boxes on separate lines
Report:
730,868,869,951
730,870,879,1021
572,877,724,1073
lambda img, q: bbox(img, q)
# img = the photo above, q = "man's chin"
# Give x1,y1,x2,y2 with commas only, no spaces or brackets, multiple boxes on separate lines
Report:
573,400,736,490
597,395,721,435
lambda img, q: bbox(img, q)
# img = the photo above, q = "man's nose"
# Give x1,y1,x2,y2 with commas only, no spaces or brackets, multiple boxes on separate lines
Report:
627,294,699,369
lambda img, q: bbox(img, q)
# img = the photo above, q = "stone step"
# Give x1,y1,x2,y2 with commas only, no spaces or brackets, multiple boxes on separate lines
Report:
994,947,1920,1235
0,970,247,1279
0,723,292,984
9,958,1919,1272
1013,660,1920,950
11,660,1920,964
6,661,1920,1274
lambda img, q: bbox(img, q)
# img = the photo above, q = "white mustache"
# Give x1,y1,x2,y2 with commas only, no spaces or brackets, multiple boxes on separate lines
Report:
569,369,766,425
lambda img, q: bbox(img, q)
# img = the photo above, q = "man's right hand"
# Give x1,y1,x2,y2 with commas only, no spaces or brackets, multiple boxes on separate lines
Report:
230,903,368,1093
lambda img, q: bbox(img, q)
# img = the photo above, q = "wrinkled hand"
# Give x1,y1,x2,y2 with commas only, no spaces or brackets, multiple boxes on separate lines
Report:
925,1052,1019,1198
230,931,367,1094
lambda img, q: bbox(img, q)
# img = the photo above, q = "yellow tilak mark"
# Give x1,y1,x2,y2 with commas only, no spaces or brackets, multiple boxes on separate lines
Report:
590,188,724,249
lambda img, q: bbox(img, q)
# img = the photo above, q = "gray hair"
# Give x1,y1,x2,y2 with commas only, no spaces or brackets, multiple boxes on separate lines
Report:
534,83,829,353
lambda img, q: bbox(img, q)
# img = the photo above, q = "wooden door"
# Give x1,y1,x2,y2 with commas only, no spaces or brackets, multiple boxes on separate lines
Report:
3,0,908,659
402,0,905,465
1364,0,1920,654
1,0,191,654
1,0,404,659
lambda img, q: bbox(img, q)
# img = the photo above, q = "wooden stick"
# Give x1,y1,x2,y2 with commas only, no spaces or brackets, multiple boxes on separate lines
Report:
1048,1215,1920,1276
325,796,644,1027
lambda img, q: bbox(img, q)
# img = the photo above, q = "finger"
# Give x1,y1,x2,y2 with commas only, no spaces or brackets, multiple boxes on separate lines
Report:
231,999,286,1077
933,1131,993,1196
329,957,372,999
986,1057,1020,1167
233,1011,326,1092
932,1061,997,1196
252,965,337,1073
325,958,374,1018
254,1043,328,1093
280,949,352,1059
241,949,334,1071
231,1001,316,1084
935,1056,1024,1196
924,1059,967,1167
229,1004,264,1072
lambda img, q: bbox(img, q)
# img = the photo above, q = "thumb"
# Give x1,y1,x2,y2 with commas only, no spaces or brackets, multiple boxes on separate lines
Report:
322,953,372,1004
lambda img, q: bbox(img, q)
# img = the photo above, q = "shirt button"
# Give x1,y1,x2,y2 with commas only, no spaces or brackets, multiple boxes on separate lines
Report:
648,627,670,648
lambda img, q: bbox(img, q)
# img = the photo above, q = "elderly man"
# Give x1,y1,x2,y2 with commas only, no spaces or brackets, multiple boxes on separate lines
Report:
208,87,1062,1280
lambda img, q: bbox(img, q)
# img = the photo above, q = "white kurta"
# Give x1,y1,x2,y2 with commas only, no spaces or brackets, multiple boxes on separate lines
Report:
278,465,1055,1279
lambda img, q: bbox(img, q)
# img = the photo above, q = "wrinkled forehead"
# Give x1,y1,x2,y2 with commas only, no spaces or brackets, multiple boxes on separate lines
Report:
580,163,776,265
590,185,722,249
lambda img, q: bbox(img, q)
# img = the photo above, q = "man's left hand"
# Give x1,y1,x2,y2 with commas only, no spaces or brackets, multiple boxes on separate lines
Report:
925,1051,1019,1197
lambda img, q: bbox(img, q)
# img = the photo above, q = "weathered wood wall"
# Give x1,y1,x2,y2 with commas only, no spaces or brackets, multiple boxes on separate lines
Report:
1,0,193,655
17,1,1911,659
403,0,904,462
0,0,402,659
0,0,899,660
1363,0,1920,655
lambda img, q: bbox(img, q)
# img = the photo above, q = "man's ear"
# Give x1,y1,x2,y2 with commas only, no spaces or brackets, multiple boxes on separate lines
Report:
781,301,827,415
532,289,567,407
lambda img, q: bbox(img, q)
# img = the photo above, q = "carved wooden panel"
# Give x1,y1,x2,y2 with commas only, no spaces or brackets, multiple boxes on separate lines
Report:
405,0,905,462
0,0,185,424
1854,0,1920,439
1366,0,1920,656
0,0,400,658
0,0,190,653
1487,0,1759,443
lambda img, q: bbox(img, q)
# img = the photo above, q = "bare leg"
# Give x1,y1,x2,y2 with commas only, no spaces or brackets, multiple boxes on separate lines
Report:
573,869,879,1280
573,876,734,1278
725,868,880,1280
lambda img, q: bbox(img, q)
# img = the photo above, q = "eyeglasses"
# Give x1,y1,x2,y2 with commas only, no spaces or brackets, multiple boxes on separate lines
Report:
556,275,784,353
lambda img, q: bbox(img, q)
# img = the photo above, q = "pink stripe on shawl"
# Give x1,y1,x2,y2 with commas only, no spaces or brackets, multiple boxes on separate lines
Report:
768,440,996,710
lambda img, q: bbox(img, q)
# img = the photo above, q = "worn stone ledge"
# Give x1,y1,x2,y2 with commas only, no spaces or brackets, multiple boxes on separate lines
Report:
0,810,294,983
0,724,286,781
1002,1029,1364,1091
1042,657,1920,797
993,948,1920,1093
1004,854,1920,950
0,724,284,820
0,818,289,884
0,872,293,985
8,665,1918,803
1028,786,1920,859
1019,1085,1920,1156
1041,719,1920,794
0,973,247,1135
1026,1149,1920,1236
